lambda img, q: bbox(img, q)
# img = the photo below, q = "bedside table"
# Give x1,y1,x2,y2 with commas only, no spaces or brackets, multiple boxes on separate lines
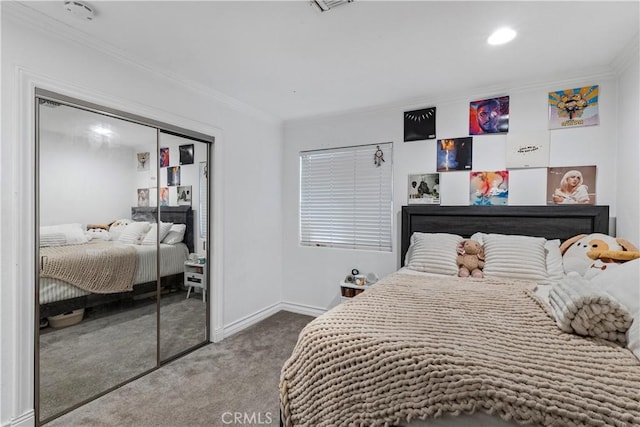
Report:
184,260,206,303
339,280,370,302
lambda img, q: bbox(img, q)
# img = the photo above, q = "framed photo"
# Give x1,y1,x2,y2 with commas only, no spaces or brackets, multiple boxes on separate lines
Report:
137,188,149,207
408,173,440,204
179,144,194,165
547,165,596,205
160,147,170,168
469,171,509,206
137,152,150,171
469,96,509,135
437,137,472,172
167,166,181,186
404,107,436,142
177,185,192,206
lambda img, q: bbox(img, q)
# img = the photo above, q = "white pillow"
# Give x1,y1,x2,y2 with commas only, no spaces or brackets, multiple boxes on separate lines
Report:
405,232,462,276
483,233,548,283
142,222,174,246
590,259,640,361
473,232,562,284
109,219,131,240
117,221,151,245
545,239,565,284
40,223,88,246
162,224,187,245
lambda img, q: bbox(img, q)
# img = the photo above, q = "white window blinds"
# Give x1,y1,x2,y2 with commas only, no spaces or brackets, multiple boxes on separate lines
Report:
300,143,393,251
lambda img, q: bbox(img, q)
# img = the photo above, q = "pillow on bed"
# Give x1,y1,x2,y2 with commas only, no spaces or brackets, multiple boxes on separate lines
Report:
482,233,548,283
142,222,174,246
545,239,565,283
117,221,151,245
405,232,462,276
40,223,88,246
162,224,187,245
590,259,640,361
109,219,132,240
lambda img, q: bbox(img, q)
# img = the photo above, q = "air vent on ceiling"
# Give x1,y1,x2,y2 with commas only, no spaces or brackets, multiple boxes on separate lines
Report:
313,0,353,12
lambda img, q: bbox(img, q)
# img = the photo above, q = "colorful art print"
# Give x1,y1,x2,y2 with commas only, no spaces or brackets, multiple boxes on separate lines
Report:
179,144,194,165
177,185,192,206
160,147,170,168
437,137,472,172
407,173,440,205
469,171,509,206
159,187,169,206
469,96,509,135
505,131,550,169
167,166,181,186
546,165,596,205
404,107,436,142
136,152,150,171
137,188,150,207
548,85,599,129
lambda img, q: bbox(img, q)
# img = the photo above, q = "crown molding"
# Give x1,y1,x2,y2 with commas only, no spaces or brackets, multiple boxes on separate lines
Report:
3,1,282,126
284,67,617,129
611,32,640,75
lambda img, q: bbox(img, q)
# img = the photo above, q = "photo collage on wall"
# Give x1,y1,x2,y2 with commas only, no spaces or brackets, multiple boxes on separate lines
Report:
136,143,199,206
403,85,599,206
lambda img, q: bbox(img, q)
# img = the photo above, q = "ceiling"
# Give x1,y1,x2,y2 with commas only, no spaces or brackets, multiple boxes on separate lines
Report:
13,1,640,122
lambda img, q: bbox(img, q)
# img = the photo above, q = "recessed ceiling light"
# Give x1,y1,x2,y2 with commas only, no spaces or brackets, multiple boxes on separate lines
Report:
63,1,95,21
488,27,516,45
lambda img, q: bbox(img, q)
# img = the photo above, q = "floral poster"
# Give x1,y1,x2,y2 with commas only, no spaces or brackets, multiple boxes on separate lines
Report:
547,166,596,205
469,96,509,135
548,85,599,129
469,171,509,206
437,137,472,171
407,173,440,204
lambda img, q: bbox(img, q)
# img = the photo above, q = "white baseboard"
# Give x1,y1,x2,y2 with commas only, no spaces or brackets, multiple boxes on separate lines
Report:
3,410,35,427
221,301,326,339
279,301,326,318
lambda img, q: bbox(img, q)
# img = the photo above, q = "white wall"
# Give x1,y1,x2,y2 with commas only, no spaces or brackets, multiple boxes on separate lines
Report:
615,36,640,245
39,130,136,226
1,8,283,427
283,74,623,312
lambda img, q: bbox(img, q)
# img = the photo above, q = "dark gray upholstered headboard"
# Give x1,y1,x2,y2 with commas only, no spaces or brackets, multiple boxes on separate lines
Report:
400,205,609,267
131,206,194,253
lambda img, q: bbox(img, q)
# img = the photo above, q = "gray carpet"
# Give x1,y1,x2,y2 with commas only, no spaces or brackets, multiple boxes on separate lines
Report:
40,293,207,422
44,310,313,427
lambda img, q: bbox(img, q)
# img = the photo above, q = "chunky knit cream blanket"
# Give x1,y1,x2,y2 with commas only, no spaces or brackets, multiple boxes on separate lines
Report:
40,241,138,293
280,273,640,427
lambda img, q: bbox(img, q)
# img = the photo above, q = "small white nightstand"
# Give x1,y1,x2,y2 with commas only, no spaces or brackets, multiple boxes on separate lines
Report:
184,260,206,303
339,280,370,303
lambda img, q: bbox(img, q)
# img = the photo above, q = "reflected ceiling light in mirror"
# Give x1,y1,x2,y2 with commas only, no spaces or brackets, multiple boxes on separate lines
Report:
91,125,112,136
487,27,516,45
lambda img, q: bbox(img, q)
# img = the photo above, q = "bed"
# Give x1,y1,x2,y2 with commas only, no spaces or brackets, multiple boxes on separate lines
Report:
280,205,640,426
38,206,194,319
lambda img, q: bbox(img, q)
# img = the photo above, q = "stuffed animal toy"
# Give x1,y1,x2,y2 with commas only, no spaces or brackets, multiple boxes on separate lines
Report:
456,239,485,278
560,233,639,277
85,227,111,241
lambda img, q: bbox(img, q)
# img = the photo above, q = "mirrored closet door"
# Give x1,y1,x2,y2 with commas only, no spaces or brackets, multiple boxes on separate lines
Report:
36,90,212,424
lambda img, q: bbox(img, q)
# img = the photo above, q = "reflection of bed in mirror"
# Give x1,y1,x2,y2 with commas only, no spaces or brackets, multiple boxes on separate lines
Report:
39,206,194,319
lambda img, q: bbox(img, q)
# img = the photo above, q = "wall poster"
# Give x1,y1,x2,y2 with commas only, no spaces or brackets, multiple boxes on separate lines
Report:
548,85,599,129
469,96,509,135
469,171,509,206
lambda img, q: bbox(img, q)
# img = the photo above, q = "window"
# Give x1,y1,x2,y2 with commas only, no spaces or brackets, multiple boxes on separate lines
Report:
300,143,393,251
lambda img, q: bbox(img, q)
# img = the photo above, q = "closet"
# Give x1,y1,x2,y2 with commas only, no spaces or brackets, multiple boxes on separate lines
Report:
35,89,212,424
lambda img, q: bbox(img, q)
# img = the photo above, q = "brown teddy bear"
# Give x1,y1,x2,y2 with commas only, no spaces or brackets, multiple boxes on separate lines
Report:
456,239,485,278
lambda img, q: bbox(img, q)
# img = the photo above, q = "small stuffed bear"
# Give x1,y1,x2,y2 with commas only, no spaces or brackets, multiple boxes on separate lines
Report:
456,239,485,278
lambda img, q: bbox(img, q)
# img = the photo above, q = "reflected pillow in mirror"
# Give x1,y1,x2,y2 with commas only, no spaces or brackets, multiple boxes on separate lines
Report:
118,221,151,245
162,224,187,245
40,223,88,246
109,219,131,240
142,222,174,246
